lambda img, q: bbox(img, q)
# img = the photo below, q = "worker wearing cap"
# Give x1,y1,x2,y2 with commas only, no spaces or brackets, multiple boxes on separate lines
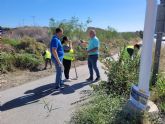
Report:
122,44,141,61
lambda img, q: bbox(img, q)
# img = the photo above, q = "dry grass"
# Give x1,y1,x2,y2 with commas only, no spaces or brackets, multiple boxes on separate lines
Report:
160,47,165,73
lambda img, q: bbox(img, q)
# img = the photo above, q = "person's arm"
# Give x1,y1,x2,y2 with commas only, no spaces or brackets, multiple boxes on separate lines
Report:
87,47,98,53
52,48,62,66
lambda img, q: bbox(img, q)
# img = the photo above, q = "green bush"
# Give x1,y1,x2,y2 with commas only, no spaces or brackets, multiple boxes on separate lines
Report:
0,52,44,73
70,93,126,124
14,53,43,70
100,48,140,96
156,75,165,98
152,75,165,113
0,52,14,73
70,92,148,124
17,36,46,55
1,38,20,47
74,45,87,61
70,47,144,123
0,37,46,73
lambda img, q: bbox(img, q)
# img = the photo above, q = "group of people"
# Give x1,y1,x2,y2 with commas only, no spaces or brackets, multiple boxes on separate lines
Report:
49,28,101,89
44,27,141,90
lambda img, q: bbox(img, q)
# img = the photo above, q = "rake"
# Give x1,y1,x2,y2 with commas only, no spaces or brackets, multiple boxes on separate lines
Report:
72,61,78,80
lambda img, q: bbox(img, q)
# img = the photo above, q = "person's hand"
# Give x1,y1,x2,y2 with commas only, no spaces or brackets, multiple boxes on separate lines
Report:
58,62,63,67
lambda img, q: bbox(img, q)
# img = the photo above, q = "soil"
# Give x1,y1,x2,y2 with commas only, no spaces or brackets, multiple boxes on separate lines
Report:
0,61,87,91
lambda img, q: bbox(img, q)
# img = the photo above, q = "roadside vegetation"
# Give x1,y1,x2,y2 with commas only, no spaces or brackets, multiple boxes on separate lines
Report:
160,47,165,73
0,37,46,73
70,47,165,124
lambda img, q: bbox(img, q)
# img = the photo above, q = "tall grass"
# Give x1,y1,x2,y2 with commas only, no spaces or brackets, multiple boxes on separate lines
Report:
0,52,14,73
160,47,165,73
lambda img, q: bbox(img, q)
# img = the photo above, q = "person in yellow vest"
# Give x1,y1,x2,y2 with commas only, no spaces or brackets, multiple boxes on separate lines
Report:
62,36,75,82
122,44,141,60
124,45,134,59
42,49,52,70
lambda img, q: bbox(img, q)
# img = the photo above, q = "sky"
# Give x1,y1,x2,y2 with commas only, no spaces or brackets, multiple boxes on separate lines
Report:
0,0,150,32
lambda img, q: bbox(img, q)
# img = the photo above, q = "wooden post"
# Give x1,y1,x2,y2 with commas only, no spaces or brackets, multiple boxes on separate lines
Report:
152,1,165,85
152,33,163,85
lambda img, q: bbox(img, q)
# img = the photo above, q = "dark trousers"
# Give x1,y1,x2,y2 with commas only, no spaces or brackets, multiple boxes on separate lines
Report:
44,58,52,69
88,54,100,79
63,59,71,79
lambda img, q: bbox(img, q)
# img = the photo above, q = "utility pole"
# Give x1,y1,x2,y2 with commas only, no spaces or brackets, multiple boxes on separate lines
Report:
152,0,165,85
130,0,158,111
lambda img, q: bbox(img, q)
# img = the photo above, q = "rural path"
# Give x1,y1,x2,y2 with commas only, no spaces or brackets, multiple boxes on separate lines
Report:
0,59,114,124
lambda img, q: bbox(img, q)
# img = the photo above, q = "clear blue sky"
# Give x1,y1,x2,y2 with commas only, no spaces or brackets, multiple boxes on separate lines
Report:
0,0,148,32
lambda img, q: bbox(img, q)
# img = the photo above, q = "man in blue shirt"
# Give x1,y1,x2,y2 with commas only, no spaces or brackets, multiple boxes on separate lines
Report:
86,30,100,82
50,28,64,89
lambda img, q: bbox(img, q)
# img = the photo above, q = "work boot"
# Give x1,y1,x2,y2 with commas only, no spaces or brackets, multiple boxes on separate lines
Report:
86,77,93,82
94,77,101,82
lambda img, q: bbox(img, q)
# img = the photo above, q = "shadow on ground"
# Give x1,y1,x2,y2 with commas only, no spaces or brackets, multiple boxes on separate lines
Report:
1,80,94,111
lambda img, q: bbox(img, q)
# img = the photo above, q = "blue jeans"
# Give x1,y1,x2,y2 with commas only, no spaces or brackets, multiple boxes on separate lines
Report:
52,58,63,87
88,54,100,79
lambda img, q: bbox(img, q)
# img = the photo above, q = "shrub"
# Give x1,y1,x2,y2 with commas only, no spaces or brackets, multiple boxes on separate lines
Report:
0,43,15,53
0,52,43,73
0,37,46,73
1,38,20,47
73,43,87,61
14,53,43,70
17,36,46,55
0,52,15,73
70,93,127,124
70,92,150,124
152,75,165,113
100,47,140,96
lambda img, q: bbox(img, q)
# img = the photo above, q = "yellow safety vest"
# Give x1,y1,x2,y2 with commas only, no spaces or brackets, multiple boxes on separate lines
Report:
64,49,75,61
45,50,51,59
123,45,134,59
127,45,134,49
